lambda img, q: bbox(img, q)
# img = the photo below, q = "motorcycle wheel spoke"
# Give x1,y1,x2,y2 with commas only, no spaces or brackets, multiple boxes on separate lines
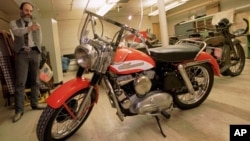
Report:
53,120,73,137
178,66,209,104
50,93,90,139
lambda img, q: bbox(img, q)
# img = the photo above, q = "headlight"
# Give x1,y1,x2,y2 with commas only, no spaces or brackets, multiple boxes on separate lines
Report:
74,44,98,69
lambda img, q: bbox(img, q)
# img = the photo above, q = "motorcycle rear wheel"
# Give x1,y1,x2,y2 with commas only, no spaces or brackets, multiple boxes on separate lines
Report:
173,63,213,110
223,44,245,76
36,89,95,141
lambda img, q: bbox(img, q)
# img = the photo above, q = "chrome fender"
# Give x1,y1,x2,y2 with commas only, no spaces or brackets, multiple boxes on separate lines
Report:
46,78,98,109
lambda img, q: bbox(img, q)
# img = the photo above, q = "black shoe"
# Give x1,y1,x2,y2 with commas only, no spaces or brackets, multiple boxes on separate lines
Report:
13,112,23,122
31,104,46,110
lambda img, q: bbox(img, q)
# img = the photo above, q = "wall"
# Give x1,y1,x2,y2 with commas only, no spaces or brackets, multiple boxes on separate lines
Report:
57,14,152,55
38,18,63,83
166,0,250,36
55,0,250,55
0,11,63,84
165,0,250,57
57,19,80,55
2,0,250,55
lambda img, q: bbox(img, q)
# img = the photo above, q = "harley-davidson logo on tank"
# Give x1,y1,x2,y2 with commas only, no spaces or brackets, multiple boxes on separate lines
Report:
109,47,155,74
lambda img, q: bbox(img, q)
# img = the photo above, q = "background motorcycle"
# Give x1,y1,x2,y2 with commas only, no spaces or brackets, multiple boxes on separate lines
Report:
186,18,249,76
36,10,220,141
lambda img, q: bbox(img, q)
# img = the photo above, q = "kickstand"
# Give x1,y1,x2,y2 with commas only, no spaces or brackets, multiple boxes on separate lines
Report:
155,116,166,138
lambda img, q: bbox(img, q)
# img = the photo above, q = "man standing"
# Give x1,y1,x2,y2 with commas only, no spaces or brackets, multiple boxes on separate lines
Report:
10,2,45,122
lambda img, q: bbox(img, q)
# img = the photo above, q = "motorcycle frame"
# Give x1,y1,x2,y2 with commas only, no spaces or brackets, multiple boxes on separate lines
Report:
45,10,220,120
45,51,220,120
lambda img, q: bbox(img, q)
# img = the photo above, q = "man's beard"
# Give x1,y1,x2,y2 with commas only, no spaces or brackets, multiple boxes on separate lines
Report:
20,12,32,22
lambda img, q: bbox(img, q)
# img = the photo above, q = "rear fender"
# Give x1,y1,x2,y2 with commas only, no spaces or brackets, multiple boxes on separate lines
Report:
196,52,221,76
46,78,99,109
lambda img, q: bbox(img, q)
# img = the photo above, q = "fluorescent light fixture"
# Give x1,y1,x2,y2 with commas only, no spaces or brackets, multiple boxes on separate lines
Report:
96,0,119,16
148,0,189,16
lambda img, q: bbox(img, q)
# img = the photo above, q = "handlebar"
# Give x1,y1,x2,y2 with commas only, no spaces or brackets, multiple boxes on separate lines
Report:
81,10,153,53
241,18,249,35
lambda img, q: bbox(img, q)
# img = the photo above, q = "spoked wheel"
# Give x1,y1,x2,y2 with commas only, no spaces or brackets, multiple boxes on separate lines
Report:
173,63,214,110
223,44,245,76
36,89,96,141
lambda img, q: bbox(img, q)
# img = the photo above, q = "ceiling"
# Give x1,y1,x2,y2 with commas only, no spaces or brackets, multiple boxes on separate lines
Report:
0,0,214,20
0,0,157,17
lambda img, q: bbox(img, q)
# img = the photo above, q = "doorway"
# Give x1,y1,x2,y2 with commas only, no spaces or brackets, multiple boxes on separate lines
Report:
152,23,161,42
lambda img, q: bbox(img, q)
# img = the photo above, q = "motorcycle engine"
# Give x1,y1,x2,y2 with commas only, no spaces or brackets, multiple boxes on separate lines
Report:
116,70,155,97
115,70,173,114
134,70,155,97
129,91,173,114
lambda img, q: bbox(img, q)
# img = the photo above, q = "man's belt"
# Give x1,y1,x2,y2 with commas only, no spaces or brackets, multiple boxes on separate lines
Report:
21,46,38,52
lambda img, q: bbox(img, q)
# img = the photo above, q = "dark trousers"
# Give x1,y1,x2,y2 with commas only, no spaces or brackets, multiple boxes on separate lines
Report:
14,49,40,113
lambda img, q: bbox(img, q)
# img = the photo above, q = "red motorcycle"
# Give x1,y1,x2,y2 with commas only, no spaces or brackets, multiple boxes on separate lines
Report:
36,10,220,141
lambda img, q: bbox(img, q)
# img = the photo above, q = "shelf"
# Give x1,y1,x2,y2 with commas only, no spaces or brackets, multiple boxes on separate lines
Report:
175,16,214,38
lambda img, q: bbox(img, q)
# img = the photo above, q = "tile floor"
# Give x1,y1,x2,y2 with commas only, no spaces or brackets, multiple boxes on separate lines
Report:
0,60,249,141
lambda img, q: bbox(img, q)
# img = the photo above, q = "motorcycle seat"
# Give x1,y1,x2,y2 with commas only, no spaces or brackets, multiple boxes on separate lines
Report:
149,44,200,62
204,36,224,47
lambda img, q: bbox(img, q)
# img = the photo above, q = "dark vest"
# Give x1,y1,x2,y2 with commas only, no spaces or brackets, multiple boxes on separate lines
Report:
13,19,41,53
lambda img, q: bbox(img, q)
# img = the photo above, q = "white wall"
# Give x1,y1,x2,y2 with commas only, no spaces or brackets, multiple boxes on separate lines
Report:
57,14,152,55
55,0,250,55
129,0,250,38
38,18,63,83
2,0,250,55
57,19,81,55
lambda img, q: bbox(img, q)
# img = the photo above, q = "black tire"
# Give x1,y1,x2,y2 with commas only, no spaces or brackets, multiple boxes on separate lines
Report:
221,71,229,76
173,63,214,110
36,89,95,141
223,44,245,76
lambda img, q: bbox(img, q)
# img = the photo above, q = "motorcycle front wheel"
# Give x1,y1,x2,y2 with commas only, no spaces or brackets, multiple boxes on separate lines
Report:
36,89,95,141
223,43,245,76
173,63,214,110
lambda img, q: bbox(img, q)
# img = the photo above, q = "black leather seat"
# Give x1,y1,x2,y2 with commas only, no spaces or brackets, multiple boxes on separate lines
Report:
149,44,200,62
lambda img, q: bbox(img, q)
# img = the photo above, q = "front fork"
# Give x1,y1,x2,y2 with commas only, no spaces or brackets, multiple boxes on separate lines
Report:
101,76,125,121
76,72,100,119
76,85,95,119
221,41,241,72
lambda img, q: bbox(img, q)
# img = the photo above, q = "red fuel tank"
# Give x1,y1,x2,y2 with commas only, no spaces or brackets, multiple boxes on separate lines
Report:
109,47,155,75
